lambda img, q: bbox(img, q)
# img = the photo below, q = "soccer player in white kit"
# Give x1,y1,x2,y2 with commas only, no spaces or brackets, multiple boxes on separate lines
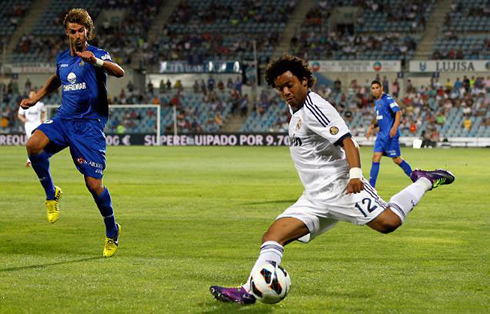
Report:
18,91,46,167
210,55,455,305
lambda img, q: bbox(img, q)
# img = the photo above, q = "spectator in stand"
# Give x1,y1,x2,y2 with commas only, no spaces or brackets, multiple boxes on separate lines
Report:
409,120,417,134
406,79,415,94
147,81,154,94
334,78,341,92
392,79,399,98
462,116,472,131
436,112,445,125
382,76,389,93
226,78,234,89
207,76,215,92
240,95,248,117
174,80,183,91
218,80,225,91
193,80,199,93
200,79,207,95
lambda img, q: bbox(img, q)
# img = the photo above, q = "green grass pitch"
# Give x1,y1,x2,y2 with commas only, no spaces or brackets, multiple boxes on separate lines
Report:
0,146,489,313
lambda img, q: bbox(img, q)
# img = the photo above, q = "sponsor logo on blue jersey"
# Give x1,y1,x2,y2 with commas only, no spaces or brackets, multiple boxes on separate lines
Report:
63,72,87,92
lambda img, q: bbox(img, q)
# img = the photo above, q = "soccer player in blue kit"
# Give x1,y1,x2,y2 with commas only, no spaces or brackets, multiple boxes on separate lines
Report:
20,8,125,257
366,80,412,188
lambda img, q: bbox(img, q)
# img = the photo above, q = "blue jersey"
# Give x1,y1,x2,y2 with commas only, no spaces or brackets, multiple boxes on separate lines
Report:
374,93,400,139
56,45,113,124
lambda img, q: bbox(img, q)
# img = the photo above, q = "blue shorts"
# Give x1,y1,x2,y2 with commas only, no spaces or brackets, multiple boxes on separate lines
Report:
36,117,106,179
374,136,401,158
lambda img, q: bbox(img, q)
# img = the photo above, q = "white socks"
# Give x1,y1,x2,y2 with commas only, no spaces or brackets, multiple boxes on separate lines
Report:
242,241,284,292
388,177,432,223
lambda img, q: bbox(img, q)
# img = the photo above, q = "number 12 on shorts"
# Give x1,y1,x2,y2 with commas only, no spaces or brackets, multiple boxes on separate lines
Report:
355,198,378,217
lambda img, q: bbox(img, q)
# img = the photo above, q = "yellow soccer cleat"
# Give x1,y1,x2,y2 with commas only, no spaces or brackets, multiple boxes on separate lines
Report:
103,224,121,258
45,186,62,223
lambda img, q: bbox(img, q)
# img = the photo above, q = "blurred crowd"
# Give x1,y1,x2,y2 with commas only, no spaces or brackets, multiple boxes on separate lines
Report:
290,31,417,61
315,75,490,140
2,75,490,138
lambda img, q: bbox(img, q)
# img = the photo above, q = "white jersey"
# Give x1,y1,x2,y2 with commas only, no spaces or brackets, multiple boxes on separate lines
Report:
18,101,45,126
288,91,352,201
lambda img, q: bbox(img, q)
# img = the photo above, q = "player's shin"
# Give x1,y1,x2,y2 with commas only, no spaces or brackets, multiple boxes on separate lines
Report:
93,187,117,238
369,162,380,187
242,241,284,292
388,178,432,222
399,160,413,177
28,151,56,199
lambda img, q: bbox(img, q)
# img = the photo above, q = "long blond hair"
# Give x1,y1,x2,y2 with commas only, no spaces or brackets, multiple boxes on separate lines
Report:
63,8,95,40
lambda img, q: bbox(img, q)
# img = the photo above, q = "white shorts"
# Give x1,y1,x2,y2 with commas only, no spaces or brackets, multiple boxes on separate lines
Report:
276,178,387,243
25,122,41,139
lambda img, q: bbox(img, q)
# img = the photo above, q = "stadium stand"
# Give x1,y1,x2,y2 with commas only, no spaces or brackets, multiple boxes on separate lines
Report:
11,0,162,65
151,0,296,64
340,76,490,139
289,0,432,61
431,0,490,60
0,0,32,39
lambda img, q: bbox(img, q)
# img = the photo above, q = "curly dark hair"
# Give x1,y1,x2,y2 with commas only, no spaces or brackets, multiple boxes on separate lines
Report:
265,54,316,88
64,8,95,40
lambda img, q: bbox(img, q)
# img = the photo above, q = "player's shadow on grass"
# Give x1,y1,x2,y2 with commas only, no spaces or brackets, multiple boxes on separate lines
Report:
241,200,296,206
0,256,101,273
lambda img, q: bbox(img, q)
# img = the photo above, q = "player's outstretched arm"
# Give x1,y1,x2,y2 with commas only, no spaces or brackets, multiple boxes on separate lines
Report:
75,51,124,78
17,113,26,123
342,136,364,194
390,111,401,138
20,74,61,109
366,118,377,139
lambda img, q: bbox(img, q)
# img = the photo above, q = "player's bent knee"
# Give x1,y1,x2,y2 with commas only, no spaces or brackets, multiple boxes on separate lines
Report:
26,131,49,155
378,221,400,234
85,178,104,196
368,211,402,234
26,137,43,155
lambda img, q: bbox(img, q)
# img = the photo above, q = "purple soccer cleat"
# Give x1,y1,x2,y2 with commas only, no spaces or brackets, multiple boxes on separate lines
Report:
410,169,455,190
209,286,256,305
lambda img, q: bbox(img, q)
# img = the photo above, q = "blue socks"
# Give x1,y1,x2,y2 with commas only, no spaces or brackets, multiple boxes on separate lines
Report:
369,162,380,188
399,160,413,177
29,151,56,200
94,188,117,238
370,160,412,188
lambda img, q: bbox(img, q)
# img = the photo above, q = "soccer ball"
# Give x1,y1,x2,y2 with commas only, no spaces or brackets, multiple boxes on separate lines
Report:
249,263,291,304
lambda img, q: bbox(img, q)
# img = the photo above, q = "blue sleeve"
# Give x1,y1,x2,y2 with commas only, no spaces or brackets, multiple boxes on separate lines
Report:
55,54,60,78
94,48,114,63
386,96,400,113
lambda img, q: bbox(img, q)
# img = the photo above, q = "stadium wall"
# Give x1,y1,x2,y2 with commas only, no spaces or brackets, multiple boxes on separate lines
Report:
147,73,244,90
2,133,489,148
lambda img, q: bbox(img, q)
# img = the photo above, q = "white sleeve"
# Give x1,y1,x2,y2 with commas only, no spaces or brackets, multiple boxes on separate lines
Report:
18,106,26,115
304,94,351,145
39,102,46,112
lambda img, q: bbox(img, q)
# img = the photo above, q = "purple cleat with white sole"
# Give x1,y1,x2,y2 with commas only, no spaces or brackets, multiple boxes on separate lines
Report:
209,286,256,305
410,169,455,190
